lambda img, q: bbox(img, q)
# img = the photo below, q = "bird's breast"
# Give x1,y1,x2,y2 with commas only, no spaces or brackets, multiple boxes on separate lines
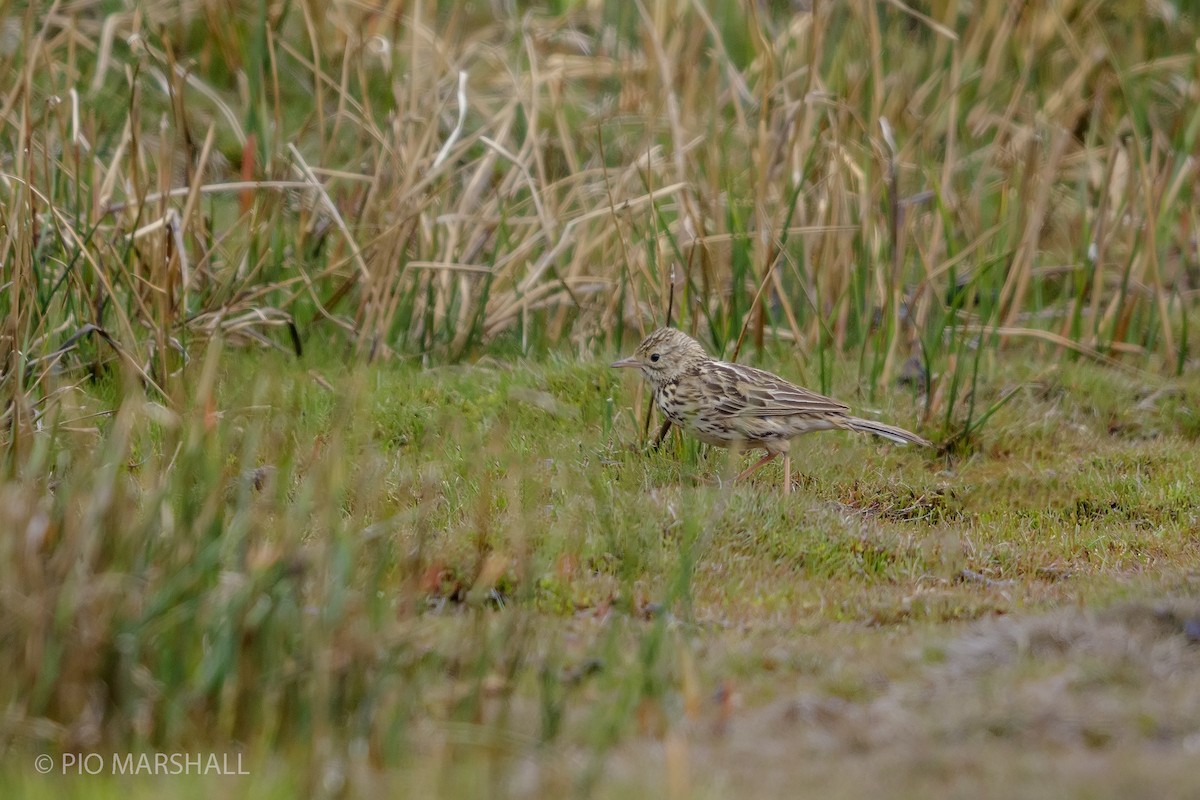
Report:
654,384,686,424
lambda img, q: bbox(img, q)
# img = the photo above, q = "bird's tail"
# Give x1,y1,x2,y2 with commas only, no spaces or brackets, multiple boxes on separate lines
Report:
841,416,930,447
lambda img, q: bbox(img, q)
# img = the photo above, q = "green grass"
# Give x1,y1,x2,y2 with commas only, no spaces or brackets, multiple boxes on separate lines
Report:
4,343,1200,797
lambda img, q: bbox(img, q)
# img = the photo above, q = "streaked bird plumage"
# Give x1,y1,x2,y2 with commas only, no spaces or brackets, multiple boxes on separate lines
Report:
612,327,929,493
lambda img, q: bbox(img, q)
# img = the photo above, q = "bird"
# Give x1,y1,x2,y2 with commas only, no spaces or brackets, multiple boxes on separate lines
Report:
611,327,930,494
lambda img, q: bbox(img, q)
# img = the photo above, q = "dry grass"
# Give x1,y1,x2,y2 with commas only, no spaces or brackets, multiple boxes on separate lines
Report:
3,2,1198,393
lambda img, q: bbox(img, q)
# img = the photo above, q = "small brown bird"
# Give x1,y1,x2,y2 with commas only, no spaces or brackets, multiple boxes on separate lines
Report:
612,328,929,494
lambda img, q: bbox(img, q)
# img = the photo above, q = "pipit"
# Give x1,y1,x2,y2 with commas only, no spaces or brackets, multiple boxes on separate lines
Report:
612,327,930,494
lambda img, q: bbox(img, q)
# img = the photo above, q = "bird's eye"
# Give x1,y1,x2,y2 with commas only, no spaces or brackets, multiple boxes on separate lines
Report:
649,353,660,363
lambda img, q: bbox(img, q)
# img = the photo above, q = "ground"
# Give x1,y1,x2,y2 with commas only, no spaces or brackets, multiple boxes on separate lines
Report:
5,343,1198,799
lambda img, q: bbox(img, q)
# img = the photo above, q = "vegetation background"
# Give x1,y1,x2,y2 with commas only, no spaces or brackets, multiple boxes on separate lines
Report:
2,0,1199,797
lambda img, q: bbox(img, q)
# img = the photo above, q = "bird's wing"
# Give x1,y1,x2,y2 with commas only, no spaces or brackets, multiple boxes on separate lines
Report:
697,361,851,418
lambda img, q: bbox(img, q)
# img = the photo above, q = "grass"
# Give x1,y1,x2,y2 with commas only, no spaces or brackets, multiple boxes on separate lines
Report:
4,343,1200,798
3,0,1200,797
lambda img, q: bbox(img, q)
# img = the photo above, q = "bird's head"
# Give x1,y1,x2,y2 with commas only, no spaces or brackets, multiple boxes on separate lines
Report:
611,327,709,386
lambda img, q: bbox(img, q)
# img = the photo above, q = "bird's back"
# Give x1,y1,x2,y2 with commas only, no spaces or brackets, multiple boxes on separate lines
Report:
656,358,850,448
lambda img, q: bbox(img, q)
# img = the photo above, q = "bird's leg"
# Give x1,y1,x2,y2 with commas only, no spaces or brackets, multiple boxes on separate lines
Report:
650,418,673,451
782,453,791,496
735,451,779,483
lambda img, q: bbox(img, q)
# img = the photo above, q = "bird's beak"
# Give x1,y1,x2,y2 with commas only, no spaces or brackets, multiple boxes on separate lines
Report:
610,356,640,369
